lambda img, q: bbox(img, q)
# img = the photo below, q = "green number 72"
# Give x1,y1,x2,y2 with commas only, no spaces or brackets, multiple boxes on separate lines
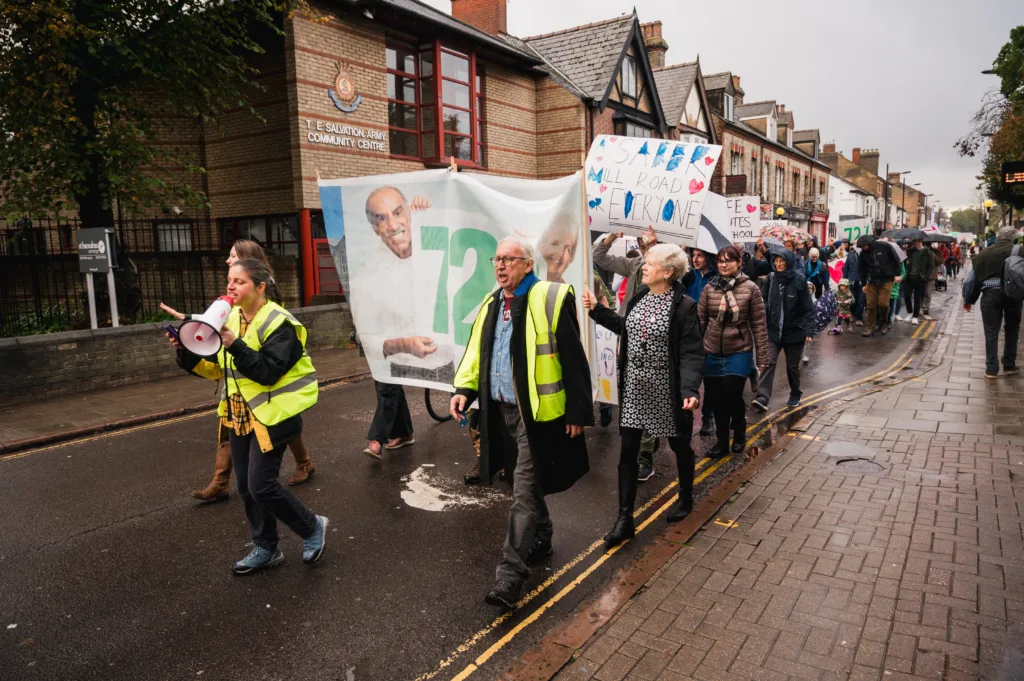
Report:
422,226,498,345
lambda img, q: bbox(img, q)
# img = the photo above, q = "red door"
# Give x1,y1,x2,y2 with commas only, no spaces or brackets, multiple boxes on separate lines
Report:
312,238,344,298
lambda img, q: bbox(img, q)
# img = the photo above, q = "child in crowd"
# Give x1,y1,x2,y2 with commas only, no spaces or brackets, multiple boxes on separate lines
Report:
832,278,854,334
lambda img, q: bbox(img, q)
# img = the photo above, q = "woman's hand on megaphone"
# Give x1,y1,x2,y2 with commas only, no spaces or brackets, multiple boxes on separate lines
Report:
159,302,186,320
219,326,237,349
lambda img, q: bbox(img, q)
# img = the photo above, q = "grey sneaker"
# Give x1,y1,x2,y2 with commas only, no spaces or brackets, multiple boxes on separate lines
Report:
302,515,329,565
233,546,284,575
637,454,654,482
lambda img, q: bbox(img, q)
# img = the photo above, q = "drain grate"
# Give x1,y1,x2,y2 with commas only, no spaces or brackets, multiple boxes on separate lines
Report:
834,457,885,473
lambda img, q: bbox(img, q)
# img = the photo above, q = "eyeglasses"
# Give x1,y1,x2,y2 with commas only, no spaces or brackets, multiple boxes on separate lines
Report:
490,256,529,266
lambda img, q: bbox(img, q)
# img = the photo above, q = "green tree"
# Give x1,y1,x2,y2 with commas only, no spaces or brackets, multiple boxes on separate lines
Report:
951,208,986,233
993,25,1024,110
0,0,287,227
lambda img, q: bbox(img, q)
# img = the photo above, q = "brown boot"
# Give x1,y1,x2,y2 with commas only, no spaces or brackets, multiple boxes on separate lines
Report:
287,437,315,487
464,457,481,485
192,441,231,503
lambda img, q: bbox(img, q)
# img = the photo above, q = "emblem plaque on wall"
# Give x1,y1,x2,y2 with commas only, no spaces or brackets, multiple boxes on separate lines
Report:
328,62,362,113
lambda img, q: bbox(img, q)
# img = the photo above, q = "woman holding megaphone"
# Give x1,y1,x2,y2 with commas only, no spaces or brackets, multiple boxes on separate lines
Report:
161,239,316,502
167,258,328,574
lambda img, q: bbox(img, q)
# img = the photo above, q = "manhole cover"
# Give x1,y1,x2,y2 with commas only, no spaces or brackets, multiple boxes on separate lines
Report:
835,458,885,473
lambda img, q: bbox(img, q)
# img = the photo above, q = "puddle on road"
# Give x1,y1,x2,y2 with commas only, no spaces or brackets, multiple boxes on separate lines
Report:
400,465,506,512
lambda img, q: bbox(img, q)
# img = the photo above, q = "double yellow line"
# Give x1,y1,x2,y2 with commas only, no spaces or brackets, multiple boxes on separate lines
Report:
433,346,920,681
911,320,936,341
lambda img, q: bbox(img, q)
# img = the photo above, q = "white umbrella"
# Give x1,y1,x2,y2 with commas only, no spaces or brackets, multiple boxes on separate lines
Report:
878,238,907,264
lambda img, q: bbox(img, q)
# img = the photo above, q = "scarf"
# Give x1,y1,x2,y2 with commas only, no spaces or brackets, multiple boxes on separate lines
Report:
806,259,822,279
710,274,741,323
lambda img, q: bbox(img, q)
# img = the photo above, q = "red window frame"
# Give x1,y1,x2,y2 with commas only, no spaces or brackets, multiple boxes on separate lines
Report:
386,39,484,168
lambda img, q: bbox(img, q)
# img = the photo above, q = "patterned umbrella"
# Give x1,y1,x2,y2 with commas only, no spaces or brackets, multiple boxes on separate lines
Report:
811,289,837,337
761,224,813,242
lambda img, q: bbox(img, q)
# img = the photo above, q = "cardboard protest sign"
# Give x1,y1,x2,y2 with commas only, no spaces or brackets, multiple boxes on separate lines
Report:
585,135,721,248
318,169,587,391
703,193,761,243
593,324,619,405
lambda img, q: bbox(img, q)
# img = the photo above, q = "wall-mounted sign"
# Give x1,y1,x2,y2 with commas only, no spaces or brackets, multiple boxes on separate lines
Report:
303,119,386,152
328,62,362,113
725,174,747,194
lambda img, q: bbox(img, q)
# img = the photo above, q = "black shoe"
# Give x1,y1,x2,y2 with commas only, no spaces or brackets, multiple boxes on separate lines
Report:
526,536,553,564
637,454,654,482
666,498,692,523
731,442,745,454
708,440,729,458
699,418,715,437
464,458,481,485
751,398,768,412
603,512,636,547
599,407,613,428
485,579,521,609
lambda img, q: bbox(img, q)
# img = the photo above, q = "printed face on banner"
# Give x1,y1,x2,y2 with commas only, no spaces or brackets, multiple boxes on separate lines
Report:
318,170,587,392
585,135,722,248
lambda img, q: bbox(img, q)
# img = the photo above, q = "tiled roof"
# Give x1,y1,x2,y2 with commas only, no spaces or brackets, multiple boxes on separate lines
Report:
793,129,820,143
353,0,540,63
524,14,635,100
736,100,776,119
653,62,697,127
498,33,589,99
778,111,793,127
716,114,830,170
703,72,732,92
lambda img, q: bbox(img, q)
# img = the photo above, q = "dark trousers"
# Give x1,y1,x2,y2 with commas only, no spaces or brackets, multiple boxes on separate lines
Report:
756,340,805,403
620,425,694,510
704,375,747,446
367,380,413,444
980,288,1023,375
903,277,925,319
229,432,317,553
850,281,864,321
700,381,716,426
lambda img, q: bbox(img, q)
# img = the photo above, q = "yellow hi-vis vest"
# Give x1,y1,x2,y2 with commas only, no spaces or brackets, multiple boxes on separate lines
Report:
217,301,319,426
454,280,571,422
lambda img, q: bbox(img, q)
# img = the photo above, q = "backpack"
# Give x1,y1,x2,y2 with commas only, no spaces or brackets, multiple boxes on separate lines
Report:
1003,245,1024,301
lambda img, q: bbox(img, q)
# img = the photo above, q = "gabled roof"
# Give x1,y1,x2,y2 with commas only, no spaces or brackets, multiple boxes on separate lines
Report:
715,114,831,170
498,33,589,99
702,72,732,92
344,0,540,65
777,111,793,127
793,129,820,143
524,14,634,100
735,100,776,119
653,62,697,128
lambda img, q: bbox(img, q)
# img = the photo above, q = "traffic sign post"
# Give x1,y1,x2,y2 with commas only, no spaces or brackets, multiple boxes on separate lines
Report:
76,228,119,329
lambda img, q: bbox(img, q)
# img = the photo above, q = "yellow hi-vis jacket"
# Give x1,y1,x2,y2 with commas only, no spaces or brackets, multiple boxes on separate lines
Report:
454,280,571,422
189,301,318,426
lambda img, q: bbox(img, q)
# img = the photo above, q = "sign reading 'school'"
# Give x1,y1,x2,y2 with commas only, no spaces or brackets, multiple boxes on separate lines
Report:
585,135,721,248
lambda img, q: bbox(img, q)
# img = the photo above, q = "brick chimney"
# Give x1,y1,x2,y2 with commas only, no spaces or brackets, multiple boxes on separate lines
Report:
778,104,786,113
451,0,507,35
641,21,668,70
823,143,836,154
731,75,743,105
860,149,880,176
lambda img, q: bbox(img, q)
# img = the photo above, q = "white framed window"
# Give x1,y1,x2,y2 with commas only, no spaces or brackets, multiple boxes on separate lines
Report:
775,167,784,202
723,93,734,121
730,151,741,175
786,128,793,147
155,220,194,253
621,56,637,98
768,118,777,140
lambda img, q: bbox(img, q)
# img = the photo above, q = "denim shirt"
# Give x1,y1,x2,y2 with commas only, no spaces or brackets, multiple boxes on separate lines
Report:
488,273,538,404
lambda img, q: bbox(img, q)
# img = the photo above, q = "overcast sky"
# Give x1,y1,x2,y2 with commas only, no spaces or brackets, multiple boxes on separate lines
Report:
422,0,1023,210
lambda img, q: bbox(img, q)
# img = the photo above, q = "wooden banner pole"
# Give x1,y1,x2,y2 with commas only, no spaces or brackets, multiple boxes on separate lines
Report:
579,153,592,362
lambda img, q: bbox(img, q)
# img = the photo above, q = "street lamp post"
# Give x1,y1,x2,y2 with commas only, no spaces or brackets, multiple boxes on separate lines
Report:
984,199,995,235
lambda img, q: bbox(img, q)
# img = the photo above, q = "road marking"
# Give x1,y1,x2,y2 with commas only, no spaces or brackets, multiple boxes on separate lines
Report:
919,320,937,341
911,320,935,340
713,519,739,528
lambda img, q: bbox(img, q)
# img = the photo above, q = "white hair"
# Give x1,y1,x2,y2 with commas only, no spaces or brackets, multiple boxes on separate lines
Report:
809,247,820,258
497,235,535,263
647,243,689,281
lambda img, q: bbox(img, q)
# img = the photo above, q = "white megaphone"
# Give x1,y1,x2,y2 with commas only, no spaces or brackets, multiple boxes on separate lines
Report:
179,296,235,356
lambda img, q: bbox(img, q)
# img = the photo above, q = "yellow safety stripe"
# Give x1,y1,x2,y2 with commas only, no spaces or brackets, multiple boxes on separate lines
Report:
246,372,318,409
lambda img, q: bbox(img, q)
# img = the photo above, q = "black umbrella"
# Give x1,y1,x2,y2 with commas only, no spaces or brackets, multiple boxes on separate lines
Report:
882,228,927,241
924,233,956,244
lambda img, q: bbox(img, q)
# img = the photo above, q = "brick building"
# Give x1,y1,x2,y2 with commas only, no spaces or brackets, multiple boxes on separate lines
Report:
819,145,887,230
703,73,831,243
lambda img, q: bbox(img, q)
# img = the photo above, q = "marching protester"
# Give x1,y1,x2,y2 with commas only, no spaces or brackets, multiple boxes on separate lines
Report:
364,381,415,459
169,259,327,574
841,240,864,326
450,236,592,609
805,248,828,299
921,244,943,320
963,226,1022,378
833,278,854,333
697,246,768,457
593,226,660,480
903,237,934,325
888,260,907,328
582,244,704,548
857,235,901,337
681,248,717,436
160,239,315,501
752,249,814,411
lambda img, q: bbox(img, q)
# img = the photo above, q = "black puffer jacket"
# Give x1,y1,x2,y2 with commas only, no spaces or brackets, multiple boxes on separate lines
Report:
760,249,815,346
590,280,705,434
857,235,901,284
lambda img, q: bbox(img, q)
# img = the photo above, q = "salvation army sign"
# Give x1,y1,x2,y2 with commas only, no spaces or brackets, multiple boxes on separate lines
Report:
585,135,721,248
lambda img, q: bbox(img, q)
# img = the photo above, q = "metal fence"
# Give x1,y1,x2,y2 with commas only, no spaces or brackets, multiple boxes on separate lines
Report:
0,216,224,338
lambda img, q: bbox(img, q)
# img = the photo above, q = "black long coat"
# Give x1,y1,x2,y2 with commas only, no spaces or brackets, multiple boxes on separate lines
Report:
589,281,705,436
454,284,594,495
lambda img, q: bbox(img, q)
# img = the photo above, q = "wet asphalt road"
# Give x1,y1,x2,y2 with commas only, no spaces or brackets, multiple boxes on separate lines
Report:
0,288,954,681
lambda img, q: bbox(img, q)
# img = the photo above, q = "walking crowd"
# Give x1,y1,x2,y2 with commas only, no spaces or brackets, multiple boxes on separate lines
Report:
161,220,1023,616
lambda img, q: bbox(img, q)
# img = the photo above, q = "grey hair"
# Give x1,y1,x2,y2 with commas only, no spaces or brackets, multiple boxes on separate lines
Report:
497,235,535,263
364,186,406,225
997,226,1018,243
647,243,689,281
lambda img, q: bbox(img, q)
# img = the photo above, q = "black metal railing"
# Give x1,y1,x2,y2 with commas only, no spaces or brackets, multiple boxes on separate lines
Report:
0,216,224,338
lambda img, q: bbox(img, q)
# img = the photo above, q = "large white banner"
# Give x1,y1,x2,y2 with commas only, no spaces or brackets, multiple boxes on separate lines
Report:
319,169,588,392
585,135,722,247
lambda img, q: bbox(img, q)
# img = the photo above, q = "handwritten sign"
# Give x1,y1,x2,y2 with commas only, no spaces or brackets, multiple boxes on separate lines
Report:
585,135,721,248
592,324,619,405
704,193,761,242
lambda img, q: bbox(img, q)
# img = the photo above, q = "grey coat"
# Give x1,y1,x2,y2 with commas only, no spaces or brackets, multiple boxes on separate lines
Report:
593,238,642,317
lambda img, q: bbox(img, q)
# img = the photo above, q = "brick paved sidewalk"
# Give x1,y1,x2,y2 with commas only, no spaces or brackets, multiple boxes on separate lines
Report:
556,306,1024,679
0,347,369,446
